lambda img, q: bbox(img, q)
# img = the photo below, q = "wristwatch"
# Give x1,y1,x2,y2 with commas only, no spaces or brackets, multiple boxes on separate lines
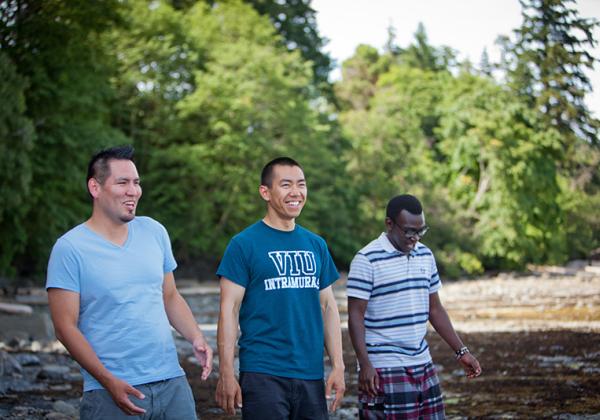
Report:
455,346,470,359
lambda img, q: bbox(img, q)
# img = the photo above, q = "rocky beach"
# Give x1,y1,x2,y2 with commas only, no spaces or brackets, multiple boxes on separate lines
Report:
1,263,599,419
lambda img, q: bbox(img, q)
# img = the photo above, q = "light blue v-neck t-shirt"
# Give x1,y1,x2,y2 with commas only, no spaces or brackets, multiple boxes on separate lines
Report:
46,216,184,391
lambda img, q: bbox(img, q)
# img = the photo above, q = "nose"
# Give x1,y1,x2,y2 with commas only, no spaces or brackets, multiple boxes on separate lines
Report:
126,182,139,196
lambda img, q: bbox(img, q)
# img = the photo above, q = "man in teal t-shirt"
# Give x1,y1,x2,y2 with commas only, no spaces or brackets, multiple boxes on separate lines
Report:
216,157,345,419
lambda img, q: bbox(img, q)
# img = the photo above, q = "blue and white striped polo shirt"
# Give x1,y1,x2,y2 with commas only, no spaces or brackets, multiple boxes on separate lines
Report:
347,232,441,368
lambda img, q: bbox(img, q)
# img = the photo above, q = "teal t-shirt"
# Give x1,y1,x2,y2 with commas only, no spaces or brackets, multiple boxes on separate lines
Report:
217,221,339,380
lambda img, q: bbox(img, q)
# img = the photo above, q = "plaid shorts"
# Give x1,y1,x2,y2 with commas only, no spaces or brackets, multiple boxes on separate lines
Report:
358,362,445,419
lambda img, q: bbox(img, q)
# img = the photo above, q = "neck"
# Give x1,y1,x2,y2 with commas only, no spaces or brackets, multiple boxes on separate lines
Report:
263,214,295,231
386,232,409,254
86,212,130,246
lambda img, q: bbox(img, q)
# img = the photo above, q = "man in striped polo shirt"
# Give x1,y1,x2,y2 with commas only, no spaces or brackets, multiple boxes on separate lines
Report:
347,194,481,419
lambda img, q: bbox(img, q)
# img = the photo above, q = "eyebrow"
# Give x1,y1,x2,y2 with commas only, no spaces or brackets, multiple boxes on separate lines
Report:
115,177,140,182
279,178,306,183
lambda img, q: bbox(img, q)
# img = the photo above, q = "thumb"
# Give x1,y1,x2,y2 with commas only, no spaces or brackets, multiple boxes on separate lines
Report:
235,389,243,408
325,376,333,399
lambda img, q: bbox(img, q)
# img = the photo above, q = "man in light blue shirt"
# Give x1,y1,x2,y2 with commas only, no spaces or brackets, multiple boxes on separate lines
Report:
46,145,212,419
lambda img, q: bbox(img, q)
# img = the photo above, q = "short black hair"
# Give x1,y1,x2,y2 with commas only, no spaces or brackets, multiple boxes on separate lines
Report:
87,145,135,185
260,157,302,187
386,194,423,220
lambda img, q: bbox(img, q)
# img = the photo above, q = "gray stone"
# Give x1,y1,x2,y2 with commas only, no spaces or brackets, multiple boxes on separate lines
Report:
52,400,78,417
0,302,33,315
45,412,74,420
0,312,55,341
15,353,41,366
0,350,23,375
38,364,70,380
2,377,48,393
66,371,83,382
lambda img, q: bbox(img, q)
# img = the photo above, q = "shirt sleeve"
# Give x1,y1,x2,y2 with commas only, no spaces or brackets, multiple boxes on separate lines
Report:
429,253,442,293
346,253,374,300
46,238,81,293
216,238,250,288
158,222,177,274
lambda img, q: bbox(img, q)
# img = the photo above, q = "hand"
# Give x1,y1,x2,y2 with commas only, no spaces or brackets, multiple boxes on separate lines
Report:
105,377,146,416
325,366,345,412
192,337,213,380
216,374,242,415
358,362,380,397
458,353,482,378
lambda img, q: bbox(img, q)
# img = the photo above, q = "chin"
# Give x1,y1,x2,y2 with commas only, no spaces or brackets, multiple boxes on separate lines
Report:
120,214,136,223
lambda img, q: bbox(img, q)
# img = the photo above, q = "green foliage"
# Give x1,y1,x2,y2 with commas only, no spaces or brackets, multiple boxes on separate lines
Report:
0,0,127,277
436,73,565,266
244,0,333,90
397,23,457,72
2,0,598,281
0,52,34,276
500,0,599,149
106,0,355,266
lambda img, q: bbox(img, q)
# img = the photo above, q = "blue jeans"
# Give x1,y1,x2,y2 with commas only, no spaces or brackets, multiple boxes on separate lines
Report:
80,375,197,419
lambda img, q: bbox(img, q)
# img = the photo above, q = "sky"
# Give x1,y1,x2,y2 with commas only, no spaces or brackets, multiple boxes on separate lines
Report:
312,0,600,117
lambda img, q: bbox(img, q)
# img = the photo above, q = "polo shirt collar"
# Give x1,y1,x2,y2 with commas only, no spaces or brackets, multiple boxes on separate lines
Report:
378,232,419,257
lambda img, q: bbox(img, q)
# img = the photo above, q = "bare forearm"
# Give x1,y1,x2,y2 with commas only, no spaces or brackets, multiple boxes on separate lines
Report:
429,306,464,352
55,324,115,387
323,300,344,370
348,313,371,368
165,293,205,344
217,309,239,376
348,298,372,368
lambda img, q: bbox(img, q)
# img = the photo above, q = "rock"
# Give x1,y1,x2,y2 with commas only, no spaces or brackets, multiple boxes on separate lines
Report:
0,302,33,315
15,353,41,366
52,400,78,417
2,377,48,393
584,265,600,275
38,364,71,380
50,383,72,392
66,371,83,382
0,350,23,375
45,413,74,420
0,312,55,341
7,335,29,349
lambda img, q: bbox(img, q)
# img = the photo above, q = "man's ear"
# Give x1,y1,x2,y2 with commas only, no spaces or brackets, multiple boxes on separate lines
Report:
259,184,270,202
88,178,101,199
384,217,393,232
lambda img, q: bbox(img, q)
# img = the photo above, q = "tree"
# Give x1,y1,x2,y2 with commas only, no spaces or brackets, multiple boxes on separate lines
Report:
498,0,600,261
0,0,127,277
436,73,565,267
0,52,34,276
499,0,599,151
399,23,457,72
108,0,356,268
244,0,333,89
